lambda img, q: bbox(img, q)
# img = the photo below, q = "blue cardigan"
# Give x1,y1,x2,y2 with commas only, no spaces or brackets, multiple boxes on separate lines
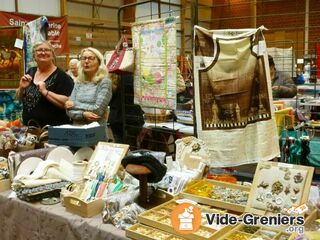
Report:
67,78,112,125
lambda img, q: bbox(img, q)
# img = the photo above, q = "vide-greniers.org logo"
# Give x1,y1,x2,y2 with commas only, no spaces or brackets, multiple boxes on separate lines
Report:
172,201,306,235
206,213,304,226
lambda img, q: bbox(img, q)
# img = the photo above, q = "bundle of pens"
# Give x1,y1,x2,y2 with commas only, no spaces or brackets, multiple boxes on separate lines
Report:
79,172,126,202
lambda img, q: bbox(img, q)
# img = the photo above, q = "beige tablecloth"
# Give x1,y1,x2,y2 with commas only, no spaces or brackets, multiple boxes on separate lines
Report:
0,191,130,240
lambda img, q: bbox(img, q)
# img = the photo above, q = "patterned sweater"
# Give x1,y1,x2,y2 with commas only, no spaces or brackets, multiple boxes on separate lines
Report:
67,78,112,125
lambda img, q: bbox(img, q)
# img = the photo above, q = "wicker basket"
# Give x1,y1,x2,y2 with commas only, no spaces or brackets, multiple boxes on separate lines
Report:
0,148,15,158
16,143,36,152
144,113,171,123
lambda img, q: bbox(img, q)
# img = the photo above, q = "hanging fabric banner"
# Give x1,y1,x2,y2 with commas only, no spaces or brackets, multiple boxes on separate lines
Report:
131,17,177,110
23,16,48,73
317,42,320,79
193,25,280,167
0,11,69,55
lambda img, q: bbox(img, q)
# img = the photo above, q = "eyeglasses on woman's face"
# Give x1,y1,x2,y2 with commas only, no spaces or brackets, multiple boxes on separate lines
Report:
80,56,96,62
35,48,52,54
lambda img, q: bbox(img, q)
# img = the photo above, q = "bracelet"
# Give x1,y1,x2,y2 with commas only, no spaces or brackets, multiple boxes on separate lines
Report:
45,90,49,97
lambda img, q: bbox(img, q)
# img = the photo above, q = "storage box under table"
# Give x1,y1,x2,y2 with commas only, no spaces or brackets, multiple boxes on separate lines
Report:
48,125,105,147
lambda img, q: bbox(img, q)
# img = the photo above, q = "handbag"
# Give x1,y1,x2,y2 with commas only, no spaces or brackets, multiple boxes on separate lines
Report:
105,35,134,74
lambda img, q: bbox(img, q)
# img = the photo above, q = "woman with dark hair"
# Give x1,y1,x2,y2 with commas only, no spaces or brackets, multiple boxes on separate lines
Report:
268,55,297,98
16,40,74,127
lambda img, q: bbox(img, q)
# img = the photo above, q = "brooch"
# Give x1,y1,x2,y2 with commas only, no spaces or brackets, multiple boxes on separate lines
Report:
192,143,201,152
258,181,269,189
293,173,304,183
271,181,284,195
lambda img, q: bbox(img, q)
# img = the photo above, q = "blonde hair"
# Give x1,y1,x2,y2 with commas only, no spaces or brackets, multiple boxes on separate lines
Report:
77,47,108,84
32,40,56,64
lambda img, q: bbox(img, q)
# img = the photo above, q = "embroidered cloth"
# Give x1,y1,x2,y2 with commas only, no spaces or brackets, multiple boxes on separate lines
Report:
132,17,177,109
194,26,280,167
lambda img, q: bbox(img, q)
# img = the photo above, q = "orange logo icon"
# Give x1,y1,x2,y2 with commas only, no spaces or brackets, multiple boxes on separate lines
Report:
171,202,202,234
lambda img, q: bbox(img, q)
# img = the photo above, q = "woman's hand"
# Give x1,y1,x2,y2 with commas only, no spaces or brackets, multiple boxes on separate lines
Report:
83,111,101,122
65,100,74,109
19,74,32,89
37,81,47,95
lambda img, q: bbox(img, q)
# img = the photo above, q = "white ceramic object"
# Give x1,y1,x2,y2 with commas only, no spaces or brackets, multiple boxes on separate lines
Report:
16,157,43,176
46,146,75,163
74,147,94,162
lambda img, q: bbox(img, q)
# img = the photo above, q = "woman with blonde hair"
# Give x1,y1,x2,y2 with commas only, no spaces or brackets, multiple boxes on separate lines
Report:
16,40,74,127
65,47,112,126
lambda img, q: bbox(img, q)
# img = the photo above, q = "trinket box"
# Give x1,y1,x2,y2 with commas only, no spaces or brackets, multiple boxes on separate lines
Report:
64,142,129,217
134,198,240,240
180,179,251,213
245,162,314,216
64,195,104,218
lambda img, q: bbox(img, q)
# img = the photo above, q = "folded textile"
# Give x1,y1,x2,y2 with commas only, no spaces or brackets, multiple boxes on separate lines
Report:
14,159,71,183
14,180,70,202
12,178,62,189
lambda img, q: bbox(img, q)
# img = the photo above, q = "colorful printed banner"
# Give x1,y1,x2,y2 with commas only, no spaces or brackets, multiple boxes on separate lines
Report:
132,17,177,110
194,26,279,167
0,26,24,88
0,89,22,120
317,43,320,79
0,11,69,55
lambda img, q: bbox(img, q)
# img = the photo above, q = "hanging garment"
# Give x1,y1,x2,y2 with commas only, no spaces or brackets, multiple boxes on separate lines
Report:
23,16,48,72
193,25,280,167
131,17,177,110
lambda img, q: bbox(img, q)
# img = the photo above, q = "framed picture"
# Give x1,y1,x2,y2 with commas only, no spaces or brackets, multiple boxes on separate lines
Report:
84,142,130,180
0,26,24,88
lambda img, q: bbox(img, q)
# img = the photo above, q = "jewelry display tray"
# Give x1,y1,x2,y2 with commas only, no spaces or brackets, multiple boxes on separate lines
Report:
127,162,314,240
245,161,314,216
179,179,251,213
126,223,183,240
127,198,240,240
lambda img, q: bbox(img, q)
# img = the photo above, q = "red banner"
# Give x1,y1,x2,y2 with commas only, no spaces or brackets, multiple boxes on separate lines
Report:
0,11,69,55
317,43,320,79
